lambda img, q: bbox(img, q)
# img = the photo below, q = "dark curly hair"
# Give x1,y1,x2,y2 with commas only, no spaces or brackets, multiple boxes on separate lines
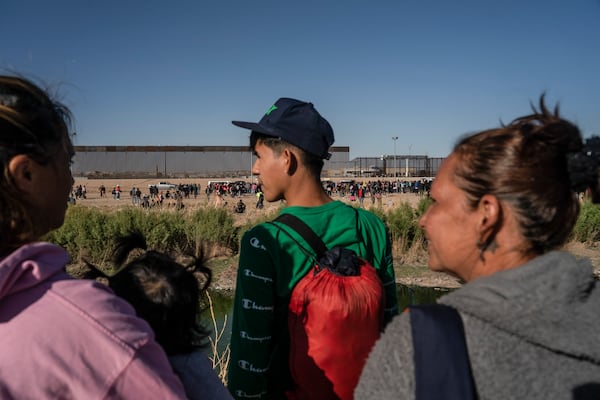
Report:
83,231,212,356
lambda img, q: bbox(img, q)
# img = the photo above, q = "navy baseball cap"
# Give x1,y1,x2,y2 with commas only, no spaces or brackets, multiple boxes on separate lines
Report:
232,98,335,160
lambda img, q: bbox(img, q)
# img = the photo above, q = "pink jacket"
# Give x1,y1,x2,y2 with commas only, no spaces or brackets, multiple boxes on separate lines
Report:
0,242,187,399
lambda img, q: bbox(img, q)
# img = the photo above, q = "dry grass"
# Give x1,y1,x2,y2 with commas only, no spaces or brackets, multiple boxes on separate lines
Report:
393,235,428,266
205,291,231,385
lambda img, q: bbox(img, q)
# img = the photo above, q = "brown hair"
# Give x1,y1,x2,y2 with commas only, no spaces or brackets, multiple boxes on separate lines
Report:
452,95,595,255
0,75,74,255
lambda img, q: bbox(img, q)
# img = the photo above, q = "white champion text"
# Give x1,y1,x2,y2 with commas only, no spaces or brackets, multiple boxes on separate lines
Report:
243,269,273,283
242,299,274,311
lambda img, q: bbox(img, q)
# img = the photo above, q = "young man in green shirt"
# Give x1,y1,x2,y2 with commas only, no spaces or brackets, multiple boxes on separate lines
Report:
228,98,398,399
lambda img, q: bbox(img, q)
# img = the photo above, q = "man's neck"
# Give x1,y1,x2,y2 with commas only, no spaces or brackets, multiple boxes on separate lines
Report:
284,175,332,207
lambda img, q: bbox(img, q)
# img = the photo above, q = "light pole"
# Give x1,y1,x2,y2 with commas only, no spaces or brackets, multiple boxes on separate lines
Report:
392,136,398,178
406,144,412,177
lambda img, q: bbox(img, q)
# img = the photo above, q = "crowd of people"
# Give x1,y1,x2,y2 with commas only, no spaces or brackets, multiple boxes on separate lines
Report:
325,178,432,198
70,180,263,210
1,74,599,399
70,178,430,213
68,178,278,214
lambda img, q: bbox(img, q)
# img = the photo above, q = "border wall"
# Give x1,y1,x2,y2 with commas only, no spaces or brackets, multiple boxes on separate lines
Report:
72,145,443,179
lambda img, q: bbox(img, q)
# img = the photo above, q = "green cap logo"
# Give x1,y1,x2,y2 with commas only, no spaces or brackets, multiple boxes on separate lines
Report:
265,105,278,116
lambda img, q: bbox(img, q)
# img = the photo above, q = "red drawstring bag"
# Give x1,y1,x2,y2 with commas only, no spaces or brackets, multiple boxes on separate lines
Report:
274,214,384,400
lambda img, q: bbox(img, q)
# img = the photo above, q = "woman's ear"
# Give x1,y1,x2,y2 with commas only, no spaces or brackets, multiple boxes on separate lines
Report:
8,154,36,194
478,194,501,236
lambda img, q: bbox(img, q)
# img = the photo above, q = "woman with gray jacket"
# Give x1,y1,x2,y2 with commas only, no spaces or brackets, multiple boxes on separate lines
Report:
355,97,600,400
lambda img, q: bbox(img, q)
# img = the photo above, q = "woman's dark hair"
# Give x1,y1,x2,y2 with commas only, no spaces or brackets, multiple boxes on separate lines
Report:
250,131,325,177
0,75,74,255
84,231,212,356
452,95,599,256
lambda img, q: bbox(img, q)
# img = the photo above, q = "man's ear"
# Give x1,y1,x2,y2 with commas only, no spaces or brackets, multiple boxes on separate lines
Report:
282,148,298,175
8,154,36,194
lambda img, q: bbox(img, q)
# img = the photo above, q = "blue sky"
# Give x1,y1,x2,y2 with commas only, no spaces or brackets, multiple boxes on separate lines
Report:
2,0,599,158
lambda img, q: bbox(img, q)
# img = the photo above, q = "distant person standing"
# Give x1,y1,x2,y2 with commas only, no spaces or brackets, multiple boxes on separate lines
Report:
358,184,365,207
215,191,224,207
228,98,398,399
255,189,264,209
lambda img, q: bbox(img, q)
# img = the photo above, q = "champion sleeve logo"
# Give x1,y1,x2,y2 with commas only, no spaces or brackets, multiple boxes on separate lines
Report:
240,331,272,342
238,360,270,373
249,237,267,251
242,299,274,311
243,269,273,283
235,389,268,399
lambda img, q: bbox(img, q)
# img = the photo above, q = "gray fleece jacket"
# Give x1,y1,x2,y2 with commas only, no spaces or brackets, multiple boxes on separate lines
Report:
355,251,600,399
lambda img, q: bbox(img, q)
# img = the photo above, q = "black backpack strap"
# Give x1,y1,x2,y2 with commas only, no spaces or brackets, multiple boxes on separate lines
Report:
274,213,328,258
409,304,477,400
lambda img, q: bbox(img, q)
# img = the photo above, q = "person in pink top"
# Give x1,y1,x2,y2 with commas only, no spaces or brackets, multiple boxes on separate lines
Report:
0,75,187,399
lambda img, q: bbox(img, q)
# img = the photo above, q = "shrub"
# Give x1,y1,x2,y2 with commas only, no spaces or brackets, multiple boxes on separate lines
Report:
386,202,418,250
46,206,113,263
366,206,386,224
45,206,239,267
45,197,599,273
572,201,600,243
384,201,428,264
184,208,239,257
415,197,432,218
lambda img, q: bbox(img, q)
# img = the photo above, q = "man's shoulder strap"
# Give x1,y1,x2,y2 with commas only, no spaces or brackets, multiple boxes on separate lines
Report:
274,205,361,257
409,304,477,400
273,213,327,258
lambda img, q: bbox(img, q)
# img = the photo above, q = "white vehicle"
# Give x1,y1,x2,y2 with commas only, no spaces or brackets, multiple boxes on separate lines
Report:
148,182,177,190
